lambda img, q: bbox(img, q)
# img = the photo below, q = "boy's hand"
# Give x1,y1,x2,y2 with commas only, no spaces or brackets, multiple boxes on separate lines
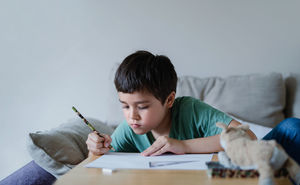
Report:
86,131,112,156
141,136,186,156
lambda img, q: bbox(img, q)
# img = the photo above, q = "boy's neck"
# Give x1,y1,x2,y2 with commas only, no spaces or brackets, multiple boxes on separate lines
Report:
151,110,172,139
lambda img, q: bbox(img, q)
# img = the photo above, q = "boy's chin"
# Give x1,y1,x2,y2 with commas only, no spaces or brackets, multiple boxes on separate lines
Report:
132,128,147,135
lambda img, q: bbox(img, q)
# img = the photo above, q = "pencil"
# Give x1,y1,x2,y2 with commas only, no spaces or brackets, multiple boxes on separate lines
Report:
72,106,115,151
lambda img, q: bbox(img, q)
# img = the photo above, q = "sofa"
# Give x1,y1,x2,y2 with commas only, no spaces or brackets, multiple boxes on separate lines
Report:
1,72,299,185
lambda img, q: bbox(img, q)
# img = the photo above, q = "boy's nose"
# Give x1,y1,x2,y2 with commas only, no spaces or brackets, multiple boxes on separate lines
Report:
129,110,140,120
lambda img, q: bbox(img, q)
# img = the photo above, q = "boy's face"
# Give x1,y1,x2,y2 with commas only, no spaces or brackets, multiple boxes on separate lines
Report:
118,90,172,135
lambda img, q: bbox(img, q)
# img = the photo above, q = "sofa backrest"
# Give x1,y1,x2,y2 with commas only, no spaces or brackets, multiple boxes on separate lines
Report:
104,72,300,128
176,73,285,128
284,73,300,119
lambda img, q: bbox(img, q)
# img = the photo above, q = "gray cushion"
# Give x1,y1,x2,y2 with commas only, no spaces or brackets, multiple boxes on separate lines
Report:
27,118,114,177
284,73,300,118
176,73,285,127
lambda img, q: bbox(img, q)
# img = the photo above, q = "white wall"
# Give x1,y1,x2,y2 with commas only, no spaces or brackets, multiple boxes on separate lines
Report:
1,0,300,180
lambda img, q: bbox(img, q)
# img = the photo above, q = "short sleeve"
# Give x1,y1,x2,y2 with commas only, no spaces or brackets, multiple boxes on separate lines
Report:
192,99,232,137
110,121,139,152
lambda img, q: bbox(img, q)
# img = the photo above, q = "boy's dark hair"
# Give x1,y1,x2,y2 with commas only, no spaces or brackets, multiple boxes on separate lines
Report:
114,50,177,104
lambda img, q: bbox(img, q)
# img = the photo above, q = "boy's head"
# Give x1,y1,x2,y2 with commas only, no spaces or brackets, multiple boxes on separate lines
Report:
114,50,178,104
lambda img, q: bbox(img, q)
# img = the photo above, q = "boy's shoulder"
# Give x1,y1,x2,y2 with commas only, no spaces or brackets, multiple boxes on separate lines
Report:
112,120,133,135
174,96,206,107
174,96,196,103
173,96,214,113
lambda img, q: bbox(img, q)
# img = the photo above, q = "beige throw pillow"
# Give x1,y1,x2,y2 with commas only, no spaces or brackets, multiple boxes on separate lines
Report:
27,118,114,177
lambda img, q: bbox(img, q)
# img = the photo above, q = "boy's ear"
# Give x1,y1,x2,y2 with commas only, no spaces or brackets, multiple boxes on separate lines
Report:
165,91,176,108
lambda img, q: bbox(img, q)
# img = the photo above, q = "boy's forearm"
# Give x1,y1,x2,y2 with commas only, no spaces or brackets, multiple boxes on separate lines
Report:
182,135,223,154
182,120,257,154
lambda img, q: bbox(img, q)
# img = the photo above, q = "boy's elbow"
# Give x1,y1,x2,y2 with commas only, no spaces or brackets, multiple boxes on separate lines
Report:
228,119,257,140
248,130,257,140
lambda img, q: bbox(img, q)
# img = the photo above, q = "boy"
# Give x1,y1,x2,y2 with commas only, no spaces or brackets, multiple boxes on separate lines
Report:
86,50,257,156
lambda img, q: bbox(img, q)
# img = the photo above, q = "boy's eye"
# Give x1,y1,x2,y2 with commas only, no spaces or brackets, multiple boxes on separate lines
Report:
122,105,129,109
121,105,149,110
138,106,149,110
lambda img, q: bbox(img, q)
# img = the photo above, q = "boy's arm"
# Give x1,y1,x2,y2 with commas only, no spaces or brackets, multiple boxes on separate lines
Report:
228,119,257,140
142,119,257,156
184,119,257,153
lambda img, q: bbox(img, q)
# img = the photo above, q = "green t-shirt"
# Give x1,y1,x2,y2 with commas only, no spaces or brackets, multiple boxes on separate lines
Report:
110,96,232,152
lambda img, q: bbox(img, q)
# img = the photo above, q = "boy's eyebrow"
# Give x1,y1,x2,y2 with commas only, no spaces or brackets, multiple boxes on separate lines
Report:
119,99,150,104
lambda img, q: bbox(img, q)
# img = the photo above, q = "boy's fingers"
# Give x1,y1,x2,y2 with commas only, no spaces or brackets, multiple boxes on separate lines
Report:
94,141,105,148
142,141,164,156
150,146,168,156
86,138,104,149
89,132,104,143
89,147,109,156
102,134,112,147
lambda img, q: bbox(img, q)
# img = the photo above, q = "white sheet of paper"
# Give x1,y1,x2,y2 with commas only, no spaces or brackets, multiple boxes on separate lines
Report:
85,152,213,170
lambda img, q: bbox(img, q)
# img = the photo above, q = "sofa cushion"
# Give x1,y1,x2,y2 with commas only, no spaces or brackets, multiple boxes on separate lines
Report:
27,118,114,177
284,73,300,118
176,73,286,127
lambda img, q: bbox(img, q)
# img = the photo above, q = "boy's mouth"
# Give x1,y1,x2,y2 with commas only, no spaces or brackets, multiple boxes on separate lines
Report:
130,124,141,129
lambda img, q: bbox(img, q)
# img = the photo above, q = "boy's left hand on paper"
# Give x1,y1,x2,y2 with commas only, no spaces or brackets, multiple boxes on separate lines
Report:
141,136,186,156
